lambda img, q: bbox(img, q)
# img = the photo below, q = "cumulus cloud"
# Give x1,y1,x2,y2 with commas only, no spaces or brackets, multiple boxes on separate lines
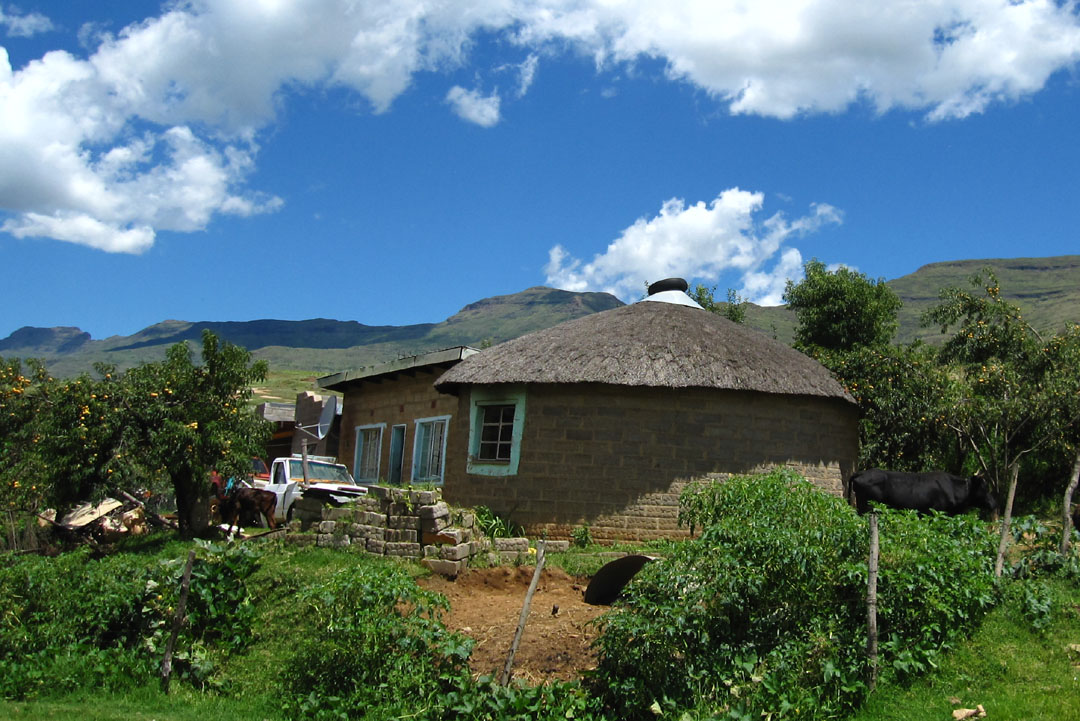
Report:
0,4,52,38
544,190,841,305
2,0,1079,252
446,85,502,126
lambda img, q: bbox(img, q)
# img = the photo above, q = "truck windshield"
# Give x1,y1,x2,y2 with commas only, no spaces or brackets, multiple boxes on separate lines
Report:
287,460,355,484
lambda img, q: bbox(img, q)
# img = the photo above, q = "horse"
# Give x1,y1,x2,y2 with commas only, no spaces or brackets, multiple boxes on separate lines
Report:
211,472,278,536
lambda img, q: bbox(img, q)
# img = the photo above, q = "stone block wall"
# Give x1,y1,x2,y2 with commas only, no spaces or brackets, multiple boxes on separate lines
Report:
285,485,492,577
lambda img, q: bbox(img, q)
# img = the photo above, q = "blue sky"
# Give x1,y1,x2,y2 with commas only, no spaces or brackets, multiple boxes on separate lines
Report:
2,1,1079,341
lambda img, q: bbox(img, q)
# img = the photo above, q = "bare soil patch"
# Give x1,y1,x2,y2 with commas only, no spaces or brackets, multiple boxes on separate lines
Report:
419,565,609,684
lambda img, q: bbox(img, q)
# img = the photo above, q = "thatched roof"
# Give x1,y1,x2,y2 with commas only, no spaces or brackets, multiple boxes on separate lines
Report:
435,301,853,402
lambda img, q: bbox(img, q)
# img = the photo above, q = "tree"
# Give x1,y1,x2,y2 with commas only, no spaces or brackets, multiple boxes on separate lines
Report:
3,331,270,539
923,270,1080,576
814,343,956,472
783,259,901,352
116,331,270,537
689,283,747,324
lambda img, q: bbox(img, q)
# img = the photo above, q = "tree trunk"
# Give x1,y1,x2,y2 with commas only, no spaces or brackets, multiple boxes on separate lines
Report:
1061,449,1080,555
174,470,212,540
994,463,1020,579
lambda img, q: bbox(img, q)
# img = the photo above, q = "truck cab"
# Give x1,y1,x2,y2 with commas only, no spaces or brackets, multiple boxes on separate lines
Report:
263,455,368,522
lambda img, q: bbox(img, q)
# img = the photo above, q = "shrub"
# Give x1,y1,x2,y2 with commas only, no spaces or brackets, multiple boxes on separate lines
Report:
280,557,474,720
0,540,263,699
591,469,999,720
571,523,592,548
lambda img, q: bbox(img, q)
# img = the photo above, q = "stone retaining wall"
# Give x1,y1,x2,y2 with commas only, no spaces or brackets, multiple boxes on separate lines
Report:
281,485,571,577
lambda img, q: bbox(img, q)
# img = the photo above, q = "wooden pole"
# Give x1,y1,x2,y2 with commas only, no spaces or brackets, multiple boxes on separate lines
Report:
160,548,197,693
500,540,546,685
994,463,1020,579
867,512,880,693
301,439,311,488
1061,449,1080,555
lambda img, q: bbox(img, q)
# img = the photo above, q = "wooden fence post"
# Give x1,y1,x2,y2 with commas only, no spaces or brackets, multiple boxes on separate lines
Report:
500,540,546,685
160,548,197,693
867,512,880,692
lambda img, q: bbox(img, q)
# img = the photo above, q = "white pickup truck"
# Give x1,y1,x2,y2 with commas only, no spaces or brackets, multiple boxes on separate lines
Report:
256,455,368,523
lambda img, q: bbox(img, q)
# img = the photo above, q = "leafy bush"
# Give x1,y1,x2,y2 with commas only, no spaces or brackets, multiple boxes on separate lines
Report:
1008,514,1080,581
0,540,263,699
474,505,522,539
440,675,599,720
571,523,593,548
872,508,997,678
591,469,999,720
280,557,473,720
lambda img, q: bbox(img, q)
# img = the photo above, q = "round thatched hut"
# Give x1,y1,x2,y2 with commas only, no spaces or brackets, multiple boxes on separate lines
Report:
434,283,858,542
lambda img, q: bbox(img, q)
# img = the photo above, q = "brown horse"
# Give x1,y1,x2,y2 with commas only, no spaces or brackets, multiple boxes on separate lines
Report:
211,472,277,535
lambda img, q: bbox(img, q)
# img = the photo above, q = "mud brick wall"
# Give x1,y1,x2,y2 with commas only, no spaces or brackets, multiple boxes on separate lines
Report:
442,383,858,543
337,372,461,483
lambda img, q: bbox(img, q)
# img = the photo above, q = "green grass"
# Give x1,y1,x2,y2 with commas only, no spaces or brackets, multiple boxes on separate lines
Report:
0,688,280,721
249,367,330,405
851,577,1080,721
3,534,1078,720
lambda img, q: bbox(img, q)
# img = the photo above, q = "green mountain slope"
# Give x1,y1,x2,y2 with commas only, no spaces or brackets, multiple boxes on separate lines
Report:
3,256,1077,380
741,255,1080,345
0,286,624,377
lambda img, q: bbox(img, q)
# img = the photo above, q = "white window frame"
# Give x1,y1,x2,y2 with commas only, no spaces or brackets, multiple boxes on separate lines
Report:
411,415,451,484
354,423,385,482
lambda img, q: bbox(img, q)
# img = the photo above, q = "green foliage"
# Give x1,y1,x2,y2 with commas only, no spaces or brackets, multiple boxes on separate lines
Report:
784,259,902,352
1007,515,1080,581
570,522,593,548
596,470,869,719
280,557,472,720
690,284,748,324
811,343,957,471
474,505,522,539
441,675,598,720
871,509,997,678
1,330,271,538
922,270,1080,501
0,540,263,700
593,470,998,720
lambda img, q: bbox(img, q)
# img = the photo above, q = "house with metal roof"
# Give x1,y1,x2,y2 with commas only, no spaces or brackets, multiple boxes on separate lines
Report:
320,347,479,486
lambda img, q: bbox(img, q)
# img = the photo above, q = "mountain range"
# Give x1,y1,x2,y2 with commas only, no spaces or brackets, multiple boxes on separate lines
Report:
3,255,1078,380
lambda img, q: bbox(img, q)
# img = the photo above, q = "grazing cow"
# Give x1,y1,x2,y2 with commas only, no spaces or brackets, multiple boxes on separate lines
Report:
211,473,277,536
850,469,998,517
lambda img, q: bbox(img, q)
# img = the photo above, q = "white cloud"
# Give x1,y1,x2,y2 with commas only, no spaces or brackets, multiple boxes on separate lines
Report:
517,53,539,97
544,190,841,305
2,0,1079,252
0,4,53,38
446,85,502,126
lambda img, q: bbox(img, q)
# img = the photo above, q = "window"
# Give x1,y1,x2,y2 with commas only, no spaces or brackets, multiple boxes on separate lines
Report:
478,404,515,461
412,416,450,483
467,387,525,477
354,424,384,482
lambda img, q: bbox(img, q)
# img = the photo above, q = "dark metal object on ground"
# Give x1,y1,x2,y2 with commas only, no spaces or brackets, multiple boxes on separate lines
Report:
584,554,655,605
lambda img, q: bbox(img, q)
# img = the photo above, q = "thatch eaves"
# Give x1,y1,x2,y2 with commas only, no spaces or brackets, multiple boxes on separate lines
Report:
435,301,853,403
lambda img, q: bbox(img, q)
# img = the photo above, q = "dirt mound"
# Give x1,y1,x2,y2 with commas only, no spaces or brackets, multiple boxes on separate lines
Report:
419,565,609,683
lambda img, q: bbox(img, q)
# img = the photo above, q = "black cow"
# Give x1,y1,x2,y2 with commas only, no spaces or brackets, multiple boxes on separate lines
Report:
850,469,998,517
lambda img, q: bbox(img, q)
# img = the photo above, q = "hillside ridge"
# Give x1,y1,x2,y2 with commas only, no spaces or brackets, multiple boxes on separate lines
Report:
4,255,1077,376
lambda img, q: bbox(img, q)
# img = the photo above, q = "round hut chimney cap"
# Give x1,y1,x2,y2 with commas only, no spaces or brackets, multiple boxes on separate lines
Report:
647,278,689,295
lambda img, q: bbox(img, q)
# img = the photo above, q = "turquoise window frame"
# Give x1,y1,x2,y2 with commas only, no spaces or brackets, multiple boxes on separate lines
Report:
467,386,526,476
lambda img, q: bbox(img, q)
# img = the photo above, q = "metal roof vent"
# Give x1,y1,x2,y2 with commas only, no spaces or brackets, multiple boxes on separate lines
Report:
642,277,704,309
